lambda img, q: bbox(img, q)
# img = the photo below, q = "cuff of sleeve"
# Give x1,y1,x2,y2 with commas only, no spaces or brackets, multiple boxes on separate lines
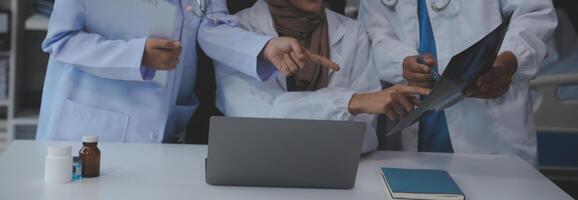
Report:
374,42,417,84
140,66,156,80
393,49,419,84
499,42,534,81
129,37,150,81
338,90,356,120
257,57,277,81
249,36,275,81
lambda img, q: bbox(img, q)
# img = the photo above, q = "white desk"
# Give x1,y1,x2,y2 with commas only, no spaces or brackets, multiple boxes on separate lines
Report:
0,141,571,200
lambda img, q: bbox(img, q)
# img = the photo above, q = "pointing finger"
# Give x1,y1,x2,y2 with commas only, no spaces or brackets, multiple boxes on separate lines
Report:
305,50,340,71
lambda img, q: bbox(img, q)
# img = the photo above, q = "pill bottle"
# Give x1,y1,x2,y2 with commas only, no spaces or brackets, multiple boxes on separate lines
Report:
79,136,100,178
45,145,73,184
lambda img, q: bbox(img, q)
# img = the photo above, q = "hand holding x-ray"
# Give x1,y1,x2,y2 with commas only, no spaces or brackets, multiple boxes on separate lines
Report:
387,13,513,135
464,51,518,98
402,54,437,88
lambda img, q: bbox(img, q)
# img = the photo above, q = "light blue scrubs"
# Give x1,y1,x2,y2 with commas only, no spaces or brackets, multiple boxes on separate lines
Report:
37,0,272,143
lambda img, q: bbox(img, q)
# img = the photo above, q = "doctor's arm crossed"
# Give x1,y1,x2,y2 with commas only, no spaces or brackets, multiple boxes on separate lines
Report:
42,0,182,81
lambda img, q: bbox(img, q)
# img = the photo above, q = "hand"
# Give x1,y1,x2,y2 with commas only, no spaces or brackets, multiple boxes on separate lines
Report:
402,54,435,88
463,51,518,99
262,37,340,76
142,39,182,70
348,85,431,120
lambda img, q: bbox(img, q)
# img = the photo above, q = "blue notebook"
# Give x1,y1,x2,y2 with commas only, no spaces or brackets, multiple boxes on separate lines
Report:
380,168,464,200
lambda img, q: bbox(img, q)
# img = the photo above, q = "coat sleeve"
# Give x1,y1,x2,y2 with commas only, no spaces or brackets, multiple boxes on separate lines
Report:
222,23,381,153
198,0,276,81
358,0,418,84
499,0,557,81
42,0,153,81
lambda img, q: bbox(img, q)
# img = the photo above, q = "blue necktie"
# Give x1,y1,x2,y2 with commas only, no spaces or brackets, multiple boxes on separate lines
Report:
417,0,453,153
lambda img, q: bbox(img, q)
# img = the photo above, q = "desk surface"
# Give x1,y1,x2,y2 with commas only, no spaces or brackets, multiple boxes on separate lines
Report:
0,141,571,200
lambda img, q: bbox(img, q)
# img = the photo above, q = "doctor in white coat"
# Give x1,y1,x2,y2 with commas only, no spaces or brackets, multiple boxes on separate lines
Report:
215,0,430,153
36,0,337,143
359,0,557,164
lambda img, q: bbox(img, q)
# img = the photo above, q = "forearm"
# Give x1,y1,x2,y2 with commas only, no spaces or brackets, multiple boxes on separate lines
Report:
270,88,356,120
197,6,273,81
499,0,557,81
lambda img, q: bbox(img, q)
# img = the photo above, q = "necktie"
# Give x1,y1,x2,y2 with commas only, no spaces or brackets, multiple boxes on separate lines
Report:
417,0,453,153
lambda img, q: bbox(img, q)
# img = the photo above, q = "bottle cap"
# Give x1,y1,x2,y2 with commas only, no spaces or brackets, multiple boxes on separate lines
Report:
82,135,98,143
47,145,71,156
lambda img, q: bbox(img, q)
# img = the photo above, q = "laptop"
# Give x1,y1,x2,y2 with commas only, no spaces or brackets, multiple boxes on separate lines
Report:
205,116,366,189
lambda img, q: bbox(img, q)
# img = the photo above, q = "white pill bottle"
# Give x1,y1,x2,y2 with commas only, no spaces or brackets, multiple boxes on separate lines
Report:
44,145,72,184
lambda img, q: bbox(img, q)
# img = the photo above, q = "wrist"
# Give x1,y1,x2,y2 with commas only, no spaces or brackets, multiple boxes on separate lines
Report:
260,39,274,61
348,94,365,115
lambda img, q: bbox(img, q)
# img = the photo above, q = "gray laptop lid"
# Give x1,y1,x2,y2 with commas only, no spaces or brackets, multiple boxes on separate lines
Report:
206,116,366,189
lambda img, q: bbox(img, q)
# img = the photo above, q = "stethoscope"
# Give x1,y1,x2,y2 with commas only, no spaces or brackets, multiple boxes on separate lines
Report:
176,0,217,41
190,0,220,24
194,0,207,16
382,0,451,12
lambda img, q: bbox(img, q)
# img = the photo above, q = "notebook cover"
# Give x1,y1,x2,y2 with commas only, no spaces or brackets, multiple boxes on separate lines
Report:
381,168,463,196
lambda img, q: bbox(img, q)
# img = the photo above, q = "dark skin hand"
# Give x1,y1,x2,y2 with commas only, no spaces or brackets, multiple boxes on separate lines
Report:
402,53,436,88
464,51,518,99
404,51,518,99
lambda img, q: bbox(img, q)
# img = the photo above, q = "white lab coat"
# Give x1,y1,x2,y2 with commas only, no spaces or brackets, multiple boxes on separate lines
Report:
214,0,382,153
36,0,272,142
359,0,557,165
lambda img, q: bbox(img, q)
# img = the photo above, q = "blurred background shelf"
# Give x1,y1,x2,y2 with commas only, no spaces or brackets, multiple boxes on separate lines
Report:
24,14,48,30
0,0,50,150
12,111,38,126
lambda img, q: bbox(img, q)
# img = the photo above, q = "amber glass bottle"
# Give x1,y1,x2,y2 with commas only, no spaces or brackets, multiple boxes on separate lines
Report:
79,136,100,178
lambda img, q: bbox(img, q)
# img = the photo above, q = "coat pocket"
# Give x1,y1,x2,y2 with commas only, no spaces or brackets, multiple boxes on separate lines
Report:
54,99,129,142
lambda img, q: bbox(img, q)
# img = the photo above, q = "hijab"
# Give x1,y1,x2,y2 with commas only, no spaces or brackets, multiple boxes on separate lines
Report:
265,0,330,91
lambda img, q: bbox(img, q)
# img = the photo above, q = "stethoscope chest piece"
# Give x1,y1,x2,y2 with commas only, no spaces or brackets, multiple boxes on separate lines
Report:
431,0,451,12
382,0,398,7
